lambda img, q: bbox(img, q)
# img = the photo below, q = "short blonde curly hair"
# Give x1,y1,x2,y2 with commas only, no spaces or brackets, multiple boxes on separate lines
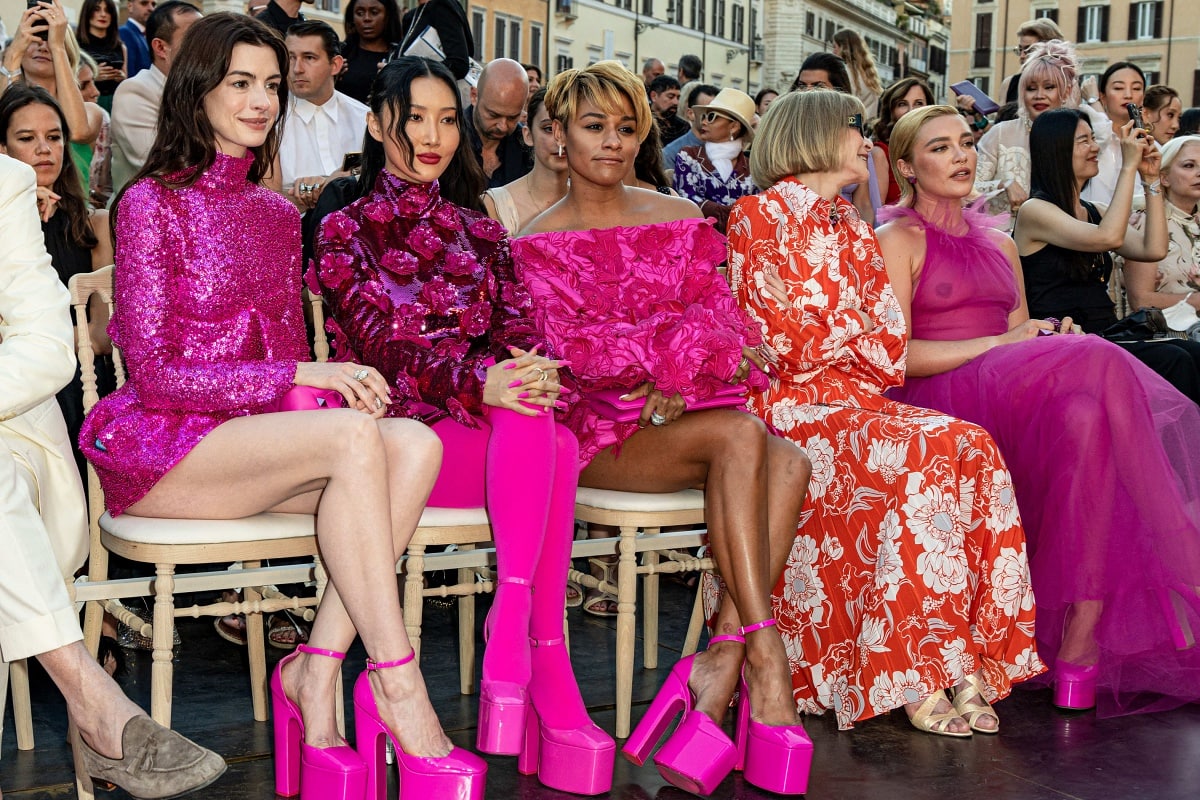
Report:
543,60,653,144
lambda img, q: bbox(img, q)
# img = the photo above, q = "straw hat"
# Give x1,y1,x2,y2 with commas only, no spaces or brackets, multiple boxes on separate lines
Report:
692,87,756,142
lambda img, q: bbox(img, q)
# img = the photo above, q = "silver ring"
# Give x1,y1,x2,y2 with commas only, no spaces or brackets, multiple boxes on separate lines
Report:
353,368,370,382
650,411,667,426
375,397,384,409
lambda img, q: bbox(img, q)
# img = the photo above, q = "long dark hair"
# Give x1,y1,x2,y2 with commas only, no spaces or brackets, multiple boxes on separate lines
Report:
78,0,120,49
356,56,485,211
873,77,934,143
1028,108,1096,280
635,119,671,189
342,0,403,56
0,84,97,251
116,13,286,211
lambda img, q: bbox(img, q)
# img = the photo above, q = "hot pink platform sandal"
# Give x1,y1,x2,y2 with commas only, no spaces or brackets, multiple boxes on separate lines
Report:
733,619,813,796
1053,661,1098,710
621,634,744,796
353,652,487,800
517,636,616,795
477,577,531,755
271,645,367,800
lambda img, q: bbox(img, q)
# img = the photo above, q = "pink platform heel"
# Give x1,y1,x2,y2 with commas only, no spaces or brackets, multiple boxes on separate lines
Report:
477,577,531,755
271,645,367,800
517,636,616,795
353,653,487,800
732,619,812,796
1053,661,1098,710
621,634,743,796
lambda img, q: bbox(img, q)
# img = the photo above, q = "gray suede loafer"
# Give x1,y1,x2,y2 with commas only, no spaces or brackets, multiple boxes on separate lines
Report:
77,715,227,799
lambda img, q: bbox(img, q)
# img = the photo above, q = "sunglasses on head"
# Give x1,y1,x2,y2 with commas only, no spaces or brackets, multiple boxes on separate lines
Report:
701,111,732,124
848,113,866,137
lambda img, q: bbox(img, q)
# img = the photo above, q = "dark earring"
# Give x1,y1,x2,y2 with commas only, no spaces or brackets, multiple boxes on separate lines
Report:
906,175,917,185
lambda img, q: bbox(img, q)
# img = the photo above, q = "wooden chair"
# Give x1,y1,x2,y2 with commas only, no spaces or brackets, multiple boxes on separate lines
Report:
569,487,715,738
71,267,325,733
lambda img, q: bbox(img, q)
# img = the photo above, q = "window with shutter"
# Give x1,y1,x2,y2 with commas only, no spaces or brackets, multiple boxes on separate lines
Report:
973,12,992,69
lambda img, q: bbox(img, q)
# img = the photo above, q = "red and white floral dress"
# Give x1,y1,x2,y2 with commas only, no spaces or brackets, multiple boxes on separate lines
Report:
723,176,1044,729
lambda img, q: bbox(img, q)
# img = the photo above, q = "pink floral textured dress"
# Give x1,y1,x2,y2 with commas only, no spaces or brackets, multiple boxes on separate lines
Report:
726,176,1044,729
512,217,766,466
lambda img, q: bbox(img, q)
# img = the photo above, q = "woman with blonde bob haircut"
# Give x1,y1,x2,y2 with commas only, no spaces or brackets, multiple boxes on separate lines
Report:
728,90,1042,736
514,60,815,797
879,104,1200,718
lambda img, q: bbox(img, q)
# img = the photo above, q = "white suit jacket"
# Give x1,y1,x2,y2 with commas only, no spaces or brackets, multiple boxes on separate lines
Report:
0,156,88,573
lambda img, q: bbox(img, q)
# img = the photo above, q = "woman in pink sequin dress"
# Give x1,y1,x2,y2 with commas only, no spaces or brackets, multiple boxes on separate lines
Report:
879,105,1200,717
79,15,485,800
313,57,614,796
513,61,813,796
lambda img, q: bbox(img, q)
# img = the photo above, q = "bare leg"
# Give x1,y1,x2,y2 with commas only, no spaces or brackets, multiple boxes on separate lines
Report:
581,410,809,726
126,410,449,756
37,641,143,758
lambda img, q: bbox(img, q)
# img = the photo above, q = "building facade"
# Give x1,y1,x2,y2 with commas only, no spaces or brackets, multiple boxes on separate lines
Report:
949,0,1200,104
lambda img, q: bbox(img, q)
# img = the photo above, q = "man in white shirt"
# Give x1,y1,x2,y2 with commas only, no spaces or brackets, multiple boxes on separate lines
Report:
109,1,201,198
280,21,368,210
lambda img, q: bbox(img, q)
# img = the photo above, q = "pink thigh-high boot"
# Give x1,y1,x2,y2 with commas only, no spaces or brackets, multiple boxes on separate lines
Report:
429,410,613,795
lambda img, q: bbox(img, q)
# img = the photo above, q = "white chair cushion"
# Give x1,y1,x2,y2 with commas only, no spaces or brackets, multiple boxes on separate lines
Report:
100,511,315,545
574,487,705,512
417,506,490,527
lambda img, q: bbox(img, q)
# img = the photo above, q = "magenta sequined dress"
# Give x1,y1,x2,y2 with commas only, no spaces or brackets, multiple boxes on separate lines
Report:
512,218,766,465
312,173,545,427
80,153,308,515
883,206,1200,716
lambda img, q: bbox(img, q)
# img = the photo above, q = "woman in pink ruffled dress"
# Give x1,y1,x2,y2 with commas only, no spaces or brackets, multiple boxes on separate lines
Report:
879,105,1200,717
513,61,813,797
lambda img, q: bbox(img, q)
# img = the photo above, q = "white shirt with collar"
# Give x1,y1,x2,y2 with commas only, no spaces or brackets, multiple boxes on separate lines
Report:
279,90,369,190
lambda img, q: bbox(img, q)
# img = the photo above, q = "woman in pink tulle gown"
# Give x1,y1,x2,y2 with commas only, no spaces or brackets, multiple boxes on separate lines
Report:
878,105,1200,717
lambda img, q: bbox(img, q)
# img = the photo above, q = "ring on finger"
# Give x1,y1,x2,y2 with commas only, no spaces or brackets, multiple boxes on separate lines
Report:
650,411,667,426
532,366,548,383
375,397,383,409
353,368,370,382
737,356,749,373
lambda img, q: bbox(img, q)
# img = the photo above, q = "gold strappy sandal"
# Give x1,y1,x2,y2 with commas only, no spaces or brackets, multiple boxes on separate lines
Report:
907,689,972,738
949,672,1000,734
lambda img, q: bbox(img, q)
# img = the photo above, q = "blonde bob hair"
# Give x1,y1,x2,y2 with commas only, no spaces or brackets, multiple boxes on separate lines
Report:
543,59,653,144
749,89,864,189
886,104,964,206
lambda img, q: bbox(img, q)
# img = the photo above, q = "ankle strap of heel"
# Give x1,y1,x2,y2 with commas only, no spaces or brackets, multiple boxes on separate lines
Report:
497,577,532,588
530,636,564,648
365,650,415,670
297,645,347,660
708,633,746,646
739,618,777,636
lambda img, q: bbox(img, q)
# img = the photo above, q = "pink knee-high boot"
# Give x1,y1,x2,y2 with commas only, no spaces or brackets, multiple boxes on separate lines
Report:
476,408,556,754
517,426,616,795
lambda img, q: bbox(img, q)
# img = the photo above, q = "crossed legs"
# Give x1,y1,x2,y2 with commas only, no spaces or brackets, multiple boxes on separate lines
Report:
125,409,448,756
579,410,810,726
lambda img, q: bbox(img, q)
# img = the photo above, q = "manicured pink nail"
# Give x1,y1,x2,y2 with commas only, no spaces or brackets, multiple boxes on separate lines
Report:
508,379,523,388
518,391,531,399
556,360,572,367
554,401,568,409
503,362,517,370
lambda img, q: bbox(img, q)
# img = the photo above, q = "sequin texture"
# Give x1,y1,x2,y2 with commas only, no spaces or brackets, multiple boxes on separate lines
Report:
80,153,308,515
313,173,545,428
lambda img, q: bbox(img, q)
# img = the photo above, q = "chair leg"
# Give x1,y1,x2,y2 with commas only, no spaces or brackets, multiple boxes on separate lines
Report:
682,580,706,657
457,557,476,696
150,563,176,727
10,658,34,750
243,565,269,723
70,717,96,800
642,536,661,671
615,525,639,739
403,544,426,662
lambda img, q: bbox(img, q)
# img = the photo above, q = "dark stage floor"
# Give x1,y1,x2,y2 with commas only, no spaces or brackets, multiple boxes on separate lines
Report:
5,579,1200,799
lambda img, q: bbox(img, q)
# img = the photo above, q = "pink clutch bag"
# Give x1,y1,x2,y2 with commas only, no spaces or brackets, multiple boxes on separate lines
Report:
266,386,345,412
588,385,748,422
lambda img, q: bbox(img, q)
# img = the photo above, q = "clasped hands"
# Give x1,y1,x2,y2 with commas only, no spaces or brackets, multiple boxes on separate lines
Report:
295,361,392,418
483,346,567,417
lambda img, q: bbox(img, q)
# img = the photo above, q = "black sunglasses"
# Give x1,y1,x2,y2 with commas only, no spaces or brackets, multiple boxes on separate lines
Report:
848,113,866,137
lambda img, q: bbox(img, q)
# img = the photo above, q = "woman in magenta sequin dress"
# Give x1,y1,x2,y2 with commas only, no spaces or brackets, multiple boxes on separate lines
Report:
878,105,1200,717
79,16,485,800
312,58,614,797
513,61,814,797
